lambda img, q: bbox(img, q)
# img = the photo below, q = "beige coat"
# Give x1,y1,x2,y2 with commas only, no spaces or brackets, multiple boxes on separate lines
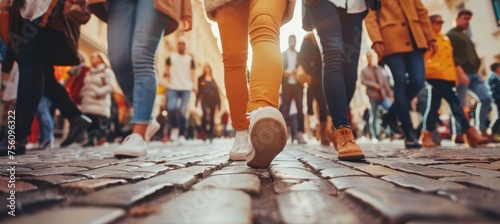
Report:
365,0,435,57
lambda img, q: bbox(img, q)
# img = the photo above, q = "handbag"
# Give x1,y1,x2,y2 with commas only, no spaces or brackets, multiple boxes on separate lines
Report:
366,0,381,10
64,0,92,25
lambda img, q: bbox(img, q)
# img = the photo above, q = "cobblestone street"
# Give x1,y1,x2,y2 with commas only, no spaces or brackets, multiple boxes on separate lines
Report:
1,139,500,224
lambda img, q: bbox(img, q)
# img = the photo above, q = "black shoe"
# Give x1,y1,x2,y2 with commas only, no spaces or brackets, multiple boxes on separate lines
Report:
60,115,92,148
38,140,53,150
404,132,422,149
82,142,94,147
0,139,27,157
382,113,402,134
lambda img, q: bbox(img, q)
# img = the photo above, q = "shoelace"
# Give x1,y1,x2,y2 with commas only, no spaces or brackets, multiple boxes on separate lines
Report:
246,107,264,121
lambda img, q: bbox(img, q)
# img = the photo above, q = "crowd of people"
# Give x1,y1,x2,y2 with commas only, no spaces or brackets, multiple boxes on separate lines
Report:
0,0,499,168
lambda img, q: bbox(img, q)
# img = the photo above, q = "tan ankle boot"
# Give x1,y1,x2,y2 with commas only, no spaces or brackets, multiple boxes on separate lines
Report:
420,130,438,148
334,127,365,161
464,127,489,147
320,122,331,146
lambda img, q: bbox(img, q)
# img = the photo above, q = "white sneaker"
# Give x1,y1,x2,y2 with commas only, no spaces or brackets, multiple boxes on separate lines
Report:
26,142,39,150
145,119,161,142
178,136,187,145
246,107,287,168
114,134,147,157
170,128,179,141
229,130,248,161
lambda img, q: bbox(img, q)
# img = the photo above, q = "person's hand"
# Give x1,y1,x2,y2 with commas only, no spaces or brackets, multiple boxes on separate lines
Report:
458,74,470,85
372,42,384,58
284,70,291,78
374,84,381,90
428,40,438,56
193,86,198,94
183,17,193,32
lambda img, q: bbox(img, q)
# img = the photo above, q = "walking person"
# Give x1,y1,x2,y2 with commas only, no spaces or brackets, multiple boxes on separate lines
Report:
196,64,221,143
281,35,306,144
447,9,492,142
303,0,368,160
80,52,116,147
204,0,295,167
361,51,393,141
0,0,94,156
164,38,196,145
365,0,437,149
420,14,487,148
95,0,192,157
488,63,500,141
298,33,329,146
35,95,54,149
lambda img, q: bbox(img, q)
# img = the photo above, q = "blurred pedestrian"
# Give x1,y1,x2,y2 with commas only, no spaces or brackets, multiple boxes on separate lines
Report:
281,35,306,144
79,52,116,147
366,0,437,149
0,0,93,156
303,0,367,160
447,9,492,142
98,0,192,157
361,51,393,141
196,64,221,143
488,62,500,141
204,0,295,167
164,38,196,145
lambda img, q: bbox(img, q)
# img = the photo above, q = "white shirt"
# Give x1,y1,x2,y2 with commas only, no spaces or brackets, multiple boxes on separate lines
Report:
168,52,195,91
285,49,298,85
329,0,367,14
10,0,53,21
1,63,19,102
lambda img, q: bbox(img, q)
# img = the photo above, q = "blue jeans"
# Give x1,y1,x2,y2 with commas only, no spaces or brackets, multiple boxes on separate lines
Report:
36,96,54,143
167,90,191,136
384,50,426,137
306,0,367,128
453,73,492,134
370,98,391,139
108,0,166,124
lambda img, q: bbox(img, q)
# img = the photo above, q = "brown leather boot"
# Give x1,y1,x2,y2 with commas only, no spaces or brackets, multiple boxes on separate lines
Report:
419,130,438,148
464,127,489,147
320,122,331,146
334,127,365,161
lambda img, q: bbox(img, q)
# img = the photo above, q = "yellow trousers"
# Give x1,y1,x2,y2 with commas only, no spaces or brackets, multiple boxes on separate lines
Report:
215,0,287,131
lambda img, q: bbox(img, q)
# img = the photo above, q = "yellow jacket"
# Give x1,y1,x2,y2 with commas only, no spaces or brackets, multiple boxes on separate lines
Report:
424,33,458,85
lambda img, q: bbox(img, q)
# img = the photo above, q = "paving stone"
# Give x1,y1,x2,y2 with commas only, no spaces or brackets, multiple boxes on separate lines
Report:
70,159,129,169
464,163,500,171
20,167,88,176
440,176,500,191
124,162,156,167
271,161,307,169
168,158,202,166
273,180,337,195
388,158,447,165
329,177,394,191
0,191,64,212
193,174,260,194
229,161,249,166
277,191,360,224
354,164,405,177
439,188,500,216
337,160,369,168
132,165,171,173
383,162,466,178
270,167,320,180
346,187,480,223
76,170,127,179
319,168,367,179
381,174,466,192
0,166,32,174
3,207,125,224
140,166,215,189
99,172,157,181
141,158,168,164
74,181,173,207
300,158,346,171
93,165,138,172
430,164,500,177
211,166,262,176
61,179,127,193
21,175,87,185
197,157,230,168
0,177,37,193
143,189,252,224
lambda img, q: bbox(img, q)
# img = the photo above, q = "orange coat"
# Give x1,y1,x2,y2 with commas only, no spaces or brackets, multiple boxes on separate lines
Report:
365,0,435,57
424,33,458,85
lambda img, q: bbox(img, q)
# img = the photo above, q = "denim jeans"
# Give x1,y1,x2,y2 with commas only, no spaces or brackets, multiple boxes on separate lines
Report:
108,0,166,124
36,96,54,143
281,83,305,132
306,0,367,128
384,50,426,137
14,19,81,141
424,80,470,132
369,98,391,139
453,73,492,134
167,90,191,136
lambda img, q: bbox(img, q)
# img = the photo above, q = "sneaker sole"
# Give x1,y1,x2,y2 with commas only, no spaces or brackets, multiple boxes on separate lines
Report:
229,152,246,161
338,152,365,161
247,117,287,168
114,150,147,158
